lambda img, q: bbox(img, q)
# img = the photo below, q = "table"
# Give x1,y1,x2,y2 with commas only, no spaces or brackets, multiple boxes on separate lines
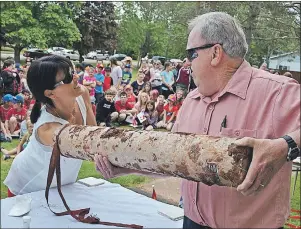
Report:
1,179,183,228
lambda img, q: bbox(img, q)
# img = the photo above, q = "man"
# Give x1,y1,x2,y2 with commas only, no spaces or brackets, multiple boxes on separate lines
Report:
94,12,300,228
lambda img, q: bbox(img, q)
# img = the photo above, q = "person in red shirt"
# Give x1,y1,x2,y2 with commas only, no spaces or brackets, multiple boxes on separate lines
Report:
5,94,27,135
124,84,136,108
155,95,165,121
175,88,185,110
0,94,14,121
176,58,191,93
111,92,136,124
156,94,178,131
22,89,32,110
103,67,113,92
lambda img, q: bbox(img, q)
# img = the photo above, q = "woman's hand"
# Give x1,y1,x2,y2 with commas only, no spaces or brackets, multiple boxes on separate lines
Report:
94,154,133,179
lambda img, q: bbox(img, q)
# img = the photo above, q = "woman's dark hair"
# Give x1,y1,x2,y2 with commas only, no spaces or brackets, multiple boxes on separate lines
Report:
27,55,73,124
75,63,84,71
2,59,15,69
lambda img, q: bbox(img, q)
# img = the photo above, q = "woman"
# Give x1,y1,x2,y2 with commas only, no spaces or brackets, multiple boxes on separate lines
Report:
4,55,96,196
150,61,162,94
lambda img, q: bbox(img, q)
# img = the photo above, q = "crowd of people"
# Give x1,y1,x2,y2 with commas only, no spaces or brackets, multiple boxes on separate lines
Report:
0,55,196,159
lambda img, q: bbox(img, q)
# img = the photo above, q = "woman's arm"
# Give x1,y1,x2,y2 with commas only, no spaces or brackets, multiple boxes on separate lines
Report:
168,112,176,123
82,87,97,126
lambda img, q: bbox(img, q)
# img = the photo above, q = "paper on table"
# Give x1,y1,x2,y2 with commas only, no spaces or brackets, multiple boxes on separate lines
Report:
158,206,184,221
8,196,32,217
77,177,105,187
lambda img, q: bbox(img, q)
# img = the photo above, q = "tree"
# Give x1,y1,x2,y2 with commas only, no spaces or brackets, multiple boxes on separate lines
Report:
72,1,117,62
0,2,80,62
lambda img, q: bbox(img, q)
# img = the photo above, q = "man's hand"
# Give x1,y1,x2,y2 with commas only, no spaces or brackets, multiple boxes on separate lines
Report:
235,137,288,196
94,154,132,179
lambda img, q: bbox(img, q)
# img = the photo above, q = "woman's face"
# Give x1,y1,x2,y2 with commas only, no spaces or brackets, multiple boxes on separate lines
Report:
158,97,164,104
176,91,183,99
145,84,151,91
50,69,85,100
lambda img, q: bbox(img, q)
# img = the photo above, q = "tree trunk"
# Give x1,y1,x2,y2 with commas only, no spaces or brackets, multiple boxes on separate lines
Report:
14,46,22,63
53,125,252,187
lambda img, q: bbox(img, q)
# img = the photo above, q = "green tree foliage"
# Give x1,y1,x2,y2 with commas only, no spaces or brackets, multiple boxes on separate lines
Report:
116,2,300,66
1,2,80,62
72,1,117,62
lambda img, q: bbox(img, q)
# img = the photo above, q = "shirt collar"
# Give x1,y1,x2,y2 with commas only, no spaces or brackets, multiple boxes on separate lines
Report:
188,60,253,100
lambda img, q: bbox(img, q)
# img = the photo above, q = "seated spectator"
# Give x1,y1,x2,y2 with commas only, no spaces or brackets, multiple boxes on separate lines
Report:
19,110,31,139
5,94,27,136
131,72,145,97
96,89,116,127
133,92,149,127
142,101,158,131
83,67,97,101
138,81,152,98
91,97,96,116
124,84,136,108
121,64,132,86
0,94,14,122
139,61,150,82
156,95,165,120
22,90,31,110
103,67,113,92
111,92,136,124
150,89,159,102
0,117,11,142
94,64,105,104
156,94,178,131
175,88,185,110
2,119,33,160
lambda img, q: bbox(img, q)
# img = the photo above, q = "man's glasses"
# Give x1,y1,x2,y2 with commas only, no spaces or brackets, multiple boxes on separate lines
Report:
186,43,222,62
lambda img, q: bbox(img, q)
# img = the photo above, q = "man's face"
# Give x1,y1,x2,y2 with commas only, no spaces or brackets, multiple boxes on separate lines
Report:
187,28,215,96
120,95,127,104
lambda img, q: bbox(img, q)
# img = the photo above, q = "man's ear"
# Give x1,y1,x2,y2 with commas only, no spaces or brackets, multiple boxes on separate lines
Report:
44,89,55,99
210,45,223,66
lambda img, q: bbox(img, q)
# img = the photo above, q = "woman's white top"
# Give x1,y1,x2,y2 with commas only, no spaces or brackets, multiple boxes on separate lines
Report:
4,96,86,195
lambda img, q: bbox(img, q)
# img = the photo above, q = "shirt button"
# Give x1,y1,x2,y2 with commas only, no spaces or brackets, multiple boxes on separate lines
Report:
192,199,196,204
208,105,214,110
235,130,240,136
204,128,207,133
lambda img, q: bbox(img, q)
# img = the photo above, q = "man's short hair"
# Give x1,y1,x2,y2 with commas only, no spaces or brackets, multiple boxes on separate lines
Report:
188,12,248,58
105,89,115,96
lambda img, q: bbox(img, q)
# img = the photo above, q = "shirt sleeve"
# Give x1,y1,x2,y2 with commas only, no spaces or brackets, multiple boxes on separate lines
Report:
272,79,300,137
115,101,121,112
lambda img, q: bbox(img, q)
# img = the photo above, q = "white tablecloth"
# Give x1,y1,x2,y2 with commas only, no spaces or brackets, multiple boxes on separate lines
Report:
1,179,183,228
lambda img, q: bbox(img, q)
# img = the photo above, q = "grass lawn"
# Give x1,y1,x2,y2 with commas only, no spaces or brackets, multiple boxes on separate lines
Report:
1,139,151,199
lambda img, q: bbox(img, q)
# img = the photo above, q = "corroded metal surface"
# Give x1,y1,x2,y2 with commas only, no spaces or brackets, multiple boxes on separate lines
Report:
54,125,252,187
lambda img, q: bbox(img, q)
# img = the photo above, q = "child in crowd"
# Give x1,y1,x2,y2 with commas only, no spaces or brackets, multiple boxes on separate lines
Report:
142,100,158,131
139,61,150,82
111,92,136,124
83,67,97,101
124,84,136,108
94,64,105,104
103,67,113,92
156,95,165,120
5,94,27,136
75,63,85,85
96,89,116,127
114,85,124,102
19,110,31,139
139,81,152,97
1,117,11,142
91,97,96,116
156,94,178,131
150,89,159,102
133,92,149,127
121,64,132,85
0,94,14,123
2,119,33,160
131,72,145,97
175,88,185,110
22,90,31,110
